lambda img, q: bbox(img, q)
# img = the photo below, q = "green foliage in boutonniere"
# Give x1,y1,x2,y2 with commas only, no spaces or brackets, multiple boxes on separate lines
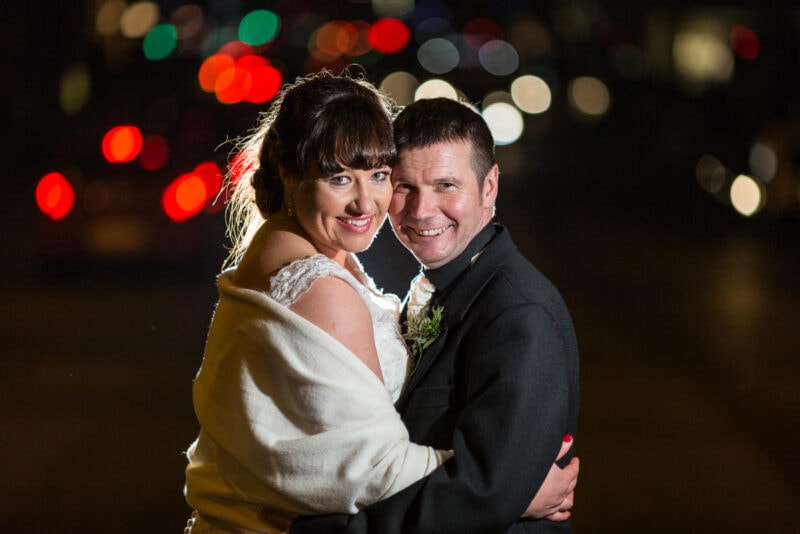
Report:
403,305,444,374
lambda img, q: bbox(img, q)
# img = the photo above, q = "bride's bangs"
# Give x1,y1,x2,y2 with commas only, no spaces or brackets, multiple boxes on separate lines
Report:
311,98,396,176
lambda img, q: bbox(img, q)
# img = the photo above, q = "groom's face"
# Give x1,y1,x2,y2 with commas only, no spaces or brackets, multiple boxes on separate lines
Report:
389,140,498,270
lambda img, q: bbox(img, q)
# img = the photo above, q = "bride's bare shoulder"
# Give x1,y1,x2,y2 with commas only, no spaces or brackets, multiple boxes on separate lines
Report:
232,219,316,291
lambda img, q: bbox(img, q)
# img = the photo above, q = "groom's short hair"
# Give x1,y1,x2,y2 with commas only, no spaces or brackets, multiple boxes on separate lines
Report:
393,98,496,185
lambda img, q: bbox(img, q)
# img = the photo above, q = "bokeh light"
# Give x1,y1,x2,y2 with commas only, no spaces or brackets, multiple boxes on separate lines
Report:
315,20,360,58
368,18,410,54
507,18,551,58
380,71,419,106
730,25,759,62
463,18,504,51
170,4,205,41
418,38,459,74
730,174,764,216
36,172,76,221
197,164,226,213
119,1,160,39
162,172,208,222
568,76,610,117
479,40,519,76
193,161,224,202
482,102,524,145
198,52,281,104
198,53,235,92
371,0,415,19
96,1,126,36
102,126,144,163
696,154,728,194
215,66,251,104
143,24,178,60
749,141,777,182
415,79,458,100
413,17,453,44
242,60,282,104
59,63,91,116
673,30,734,83
138,135,170,170
510,75,552,114
238,9,280,46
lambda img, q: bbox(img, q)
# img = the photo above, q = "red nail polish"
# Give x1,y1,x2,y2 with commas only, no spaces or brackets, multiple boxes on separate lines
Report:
563,434,573,443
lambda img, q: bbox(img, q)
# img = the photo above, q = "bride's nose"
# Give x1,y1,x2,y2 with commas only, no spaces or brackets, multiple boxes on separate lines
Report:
350,183,376,214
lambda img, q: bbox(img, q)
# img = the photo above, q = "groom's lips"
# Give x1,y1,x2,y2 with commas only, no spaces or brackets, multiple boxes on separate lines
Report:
409,224,453,237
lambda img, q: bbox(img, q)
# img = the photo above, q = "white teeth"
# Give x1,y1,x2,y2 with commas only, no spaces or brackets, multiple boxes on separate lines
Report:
417,226,447,236
342,218,368,227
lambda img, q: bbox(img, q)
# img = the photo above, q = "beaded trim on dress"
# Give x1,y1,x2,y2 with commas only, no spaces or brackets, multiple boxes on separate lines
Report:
269,254,409,402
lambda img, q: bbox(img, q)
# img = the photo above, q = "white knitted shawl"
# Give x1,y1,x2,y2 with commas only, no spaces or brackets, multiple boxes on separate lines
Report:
185,271,449,533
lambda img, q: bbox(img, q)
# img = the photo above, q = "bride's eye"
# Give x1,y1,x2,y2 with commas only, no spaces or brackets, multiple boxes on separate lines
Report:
329,175,350,185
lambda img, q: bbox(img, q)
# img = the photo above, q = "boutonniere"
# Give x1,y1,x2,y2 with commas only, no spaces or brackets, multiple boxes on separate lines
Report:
403,305,444,373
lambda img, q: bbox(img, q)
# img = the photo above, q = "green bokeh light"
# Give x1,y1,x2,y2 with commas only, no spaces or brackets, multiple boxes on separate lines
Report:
239,10,280,46
143,24,178,60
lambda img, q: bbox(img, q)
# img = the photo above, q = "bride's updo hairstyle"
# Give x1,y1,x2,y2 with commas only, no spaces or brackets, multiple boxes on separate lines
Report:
223,70,397,267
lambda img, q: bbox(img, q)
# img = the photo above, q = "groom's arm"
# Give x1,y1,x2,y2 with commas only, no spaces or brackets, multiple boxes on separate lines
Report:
292,303,578,533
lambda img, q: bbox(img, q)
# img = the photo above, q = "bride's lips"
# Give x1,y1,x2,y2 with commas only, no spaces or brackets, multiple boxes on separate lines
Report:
337,215,374,234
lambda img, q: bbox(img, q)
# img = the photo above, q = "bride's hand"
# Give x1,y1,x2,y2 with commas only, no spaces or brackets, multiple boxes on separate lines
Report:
522,435,579,521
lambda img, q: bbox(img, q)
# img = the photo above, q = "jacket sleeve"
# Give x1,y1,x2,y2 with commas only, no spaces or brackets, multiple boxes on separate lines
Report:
292,302,579,533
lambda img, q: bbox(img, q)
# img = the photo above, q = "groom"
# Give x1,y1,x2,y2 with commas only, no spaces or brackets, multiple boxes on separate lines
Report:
293,97,580,532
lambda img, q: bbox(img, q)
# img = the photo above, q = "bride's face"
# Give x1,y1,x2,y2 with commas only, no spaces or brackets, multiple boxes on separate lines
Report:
291,163,392,262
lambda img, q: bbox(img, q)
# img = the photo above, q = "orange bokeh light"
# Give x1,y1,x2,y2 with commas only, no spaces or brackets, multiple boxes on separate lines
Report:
102,125,144,163
36,172,75,220
162,172,208,222
199,52,282,104
199,53,236,93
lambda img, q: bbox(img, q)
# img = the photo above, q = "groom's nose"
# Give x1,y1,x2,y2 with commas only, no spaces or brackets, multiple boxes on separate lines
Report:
405,188,436,219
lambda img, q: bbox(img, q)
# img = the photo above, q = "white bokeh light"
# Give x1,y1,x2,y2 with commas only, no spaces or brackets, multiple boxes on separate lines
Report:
415,79,458,100
510,75,552,114
730,174,764,217
482,102,524,145
380,71,419,106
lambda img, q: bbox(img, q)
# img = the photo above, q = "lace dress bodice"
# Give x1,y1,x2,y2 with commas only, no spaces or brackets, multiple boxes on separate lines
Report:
269,253,409,402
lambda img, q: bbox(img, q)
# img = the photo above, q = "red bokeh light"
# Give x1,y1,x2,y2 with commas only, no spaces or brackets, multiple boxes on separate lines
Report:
218,40,254,58
193,161,223,199
368,18,410,54
730,25,759,62
463,18,504,51
138,135,170,170
215,66,252,104
36,172,75,220
246,64,283,103
102,125,144,163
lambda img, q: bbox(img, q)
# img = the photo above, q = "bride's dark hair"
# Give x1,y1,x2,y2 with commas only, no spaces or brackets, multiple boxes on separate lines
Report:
223,70,397,268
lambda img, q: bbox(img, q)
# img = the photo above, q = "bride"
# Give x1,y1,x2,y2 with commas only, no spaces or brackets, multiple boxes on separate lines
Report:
183,71,572,533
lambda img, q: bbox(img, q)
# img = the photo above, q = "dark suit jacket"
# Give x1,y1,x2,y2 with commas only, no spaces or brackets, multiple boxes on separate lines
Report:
292,224,580,533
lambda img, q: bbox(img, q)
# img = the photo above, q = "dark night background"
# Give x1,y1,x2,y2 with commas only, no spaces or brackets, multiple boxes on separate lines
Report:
1,1,798,532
